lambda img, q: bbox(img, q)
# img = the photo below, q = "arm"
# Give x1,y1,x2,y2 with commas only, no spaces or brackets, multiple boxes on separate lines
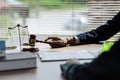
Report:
60,39,120,80
41,12,120,48
76,11,120,44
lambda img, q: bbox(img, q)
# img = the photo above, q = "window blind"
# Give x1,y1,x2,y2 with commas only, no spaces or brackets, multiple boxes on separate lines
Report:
0,0,88,39
1,0,120,39
27,0,88,35
0,0,29,39
87,0,120,30
87,0,120,41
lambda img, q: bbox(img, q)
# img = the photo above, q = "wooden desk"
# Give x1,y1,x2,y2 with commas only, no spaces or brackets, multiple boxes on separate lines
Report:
0,42,102,80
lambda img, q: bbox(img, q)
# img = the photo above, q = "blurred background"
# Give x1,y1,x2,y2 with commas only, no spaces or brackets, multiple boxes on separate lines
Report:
0,0,120,40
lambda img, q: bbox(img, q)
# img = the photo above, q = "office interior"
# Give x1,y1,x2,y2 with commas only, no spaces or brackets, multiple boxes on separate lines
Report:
0,0,119,80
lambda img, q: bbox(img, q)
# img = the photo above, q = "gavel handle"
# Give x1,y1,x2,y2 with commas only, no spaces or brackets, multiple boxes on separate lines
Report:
36,40,49,44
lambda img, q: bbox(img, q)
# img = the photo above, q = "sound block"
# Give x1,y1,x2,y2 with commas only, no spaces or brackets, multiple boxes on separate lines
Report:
22,48,39,52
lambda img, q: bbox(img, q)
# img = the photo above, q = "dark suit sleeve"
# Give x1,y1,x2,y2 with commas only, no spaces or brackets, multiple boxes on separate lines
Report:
76,11,120,44
61,40,120,80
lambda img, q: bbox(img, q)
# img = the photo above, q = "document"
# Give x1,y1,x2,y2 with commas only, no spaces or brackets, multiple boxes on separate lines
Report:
0,52,36,71
38,50,97,62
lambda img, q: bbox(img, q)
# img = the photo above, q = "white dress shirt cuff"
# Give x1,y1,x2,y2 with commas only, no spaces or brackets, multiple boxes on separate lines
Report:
74,36,80,44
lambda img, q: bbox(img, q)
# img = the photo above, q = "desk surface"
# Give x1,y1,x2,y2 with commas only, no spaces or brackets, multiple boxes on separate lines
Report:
0,42,102,80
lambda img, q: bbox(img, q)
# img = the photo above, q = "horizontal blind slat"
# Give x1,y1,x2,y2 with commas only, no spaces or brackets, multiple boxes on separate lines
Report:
88,0,120,41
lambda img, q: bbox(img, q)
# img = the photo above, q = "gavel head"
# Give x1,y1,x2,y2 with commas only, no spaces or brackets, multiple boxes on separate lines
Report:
29,34,36,46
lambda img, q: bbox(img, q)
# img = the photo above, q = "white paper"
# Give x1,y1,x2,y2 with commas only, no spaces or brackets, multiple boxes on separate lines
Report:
39,50,97,62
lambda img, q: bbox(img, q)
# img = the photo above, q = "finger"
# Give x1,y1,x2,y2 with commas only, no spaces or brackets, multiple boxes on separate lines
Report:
46,37,61,41
43,41,61,48
45,37,54,42
44,38,50,42
51,45,61,48
41,41,58,48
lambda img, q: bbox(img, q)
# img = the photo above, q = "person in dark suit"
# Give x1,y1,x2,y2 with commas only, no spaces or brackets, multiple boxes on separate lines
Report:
41,11,120,48
60,38,120,80
40,11,120,80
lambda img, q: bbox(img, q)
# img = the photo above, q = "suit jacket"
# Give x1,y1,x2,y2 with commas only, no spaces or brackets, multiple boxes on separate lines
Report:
60,11,120,80
60,39,120,80
76,11,120,44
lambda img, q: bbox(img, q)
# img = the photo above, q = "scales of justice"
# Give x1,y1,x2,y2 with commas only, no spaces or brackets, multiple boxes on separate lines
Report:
6,24,39,52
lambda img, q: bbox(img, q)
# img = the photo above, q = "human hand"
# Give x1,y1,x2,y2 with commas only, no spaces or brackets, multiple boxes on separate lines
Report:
66,58,80,64
60,58,80,80
40,37,68,48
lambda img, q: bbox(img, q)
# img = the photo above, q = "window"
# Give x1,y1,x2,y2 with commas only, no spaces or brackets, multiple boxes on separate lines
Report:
88,0,120,30
0,0,120,40
26,0,88,35
87,0,120,41
0,0,88,39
